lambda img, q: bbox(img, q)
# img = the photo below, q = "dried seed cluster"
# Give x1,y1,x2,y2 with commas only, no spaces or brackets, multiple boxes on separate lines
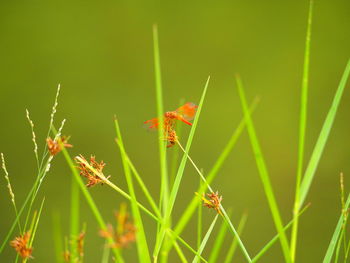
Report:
201,191,223,215
75,155,109,187
10,232,33,259
99,205,136,248
46,136,72,156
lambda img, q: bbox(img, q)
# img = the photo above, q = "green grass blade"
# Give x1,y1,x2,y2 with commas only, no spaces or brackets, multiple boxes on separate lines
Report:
173,240,189,263
153,23,171,263
223,213,248,263
152,24,169,215
208,212,229,263
70,170,80,260
236,75,291,263
28,197,45,248
114,138,161,218
252,204,310,263
172,98,258,242
114,119,151,263
299,59,350,207
153,76,210,259
290,1,313,260
193,214,219,263
0,175,39,252
101,241,110,263
52,211,64,263
323,192,350,263
23,198,45,263
197,180,203,250
166,229,208,263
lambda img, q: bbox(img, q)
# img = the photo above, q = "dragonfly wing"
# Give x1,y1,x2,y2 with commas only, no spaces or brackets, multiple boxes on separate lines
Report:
143,117,159,130
176,102,198,121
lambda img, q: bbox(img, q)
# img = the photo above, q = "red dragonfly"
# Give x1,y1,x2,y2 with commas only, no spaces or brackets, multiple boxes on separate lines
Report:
144,102,198,130
144,102,198,147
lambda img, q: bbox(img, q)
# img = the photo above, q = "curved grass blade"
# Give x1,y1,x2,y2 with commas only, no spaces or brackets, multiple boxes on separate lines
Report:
166,229,208,263
291,1,313,260
208,212,229,263
193,214,219,263
114,119,151,263
236,75,291,263
299,59,350,208
114,138,161,219
173,240,189,263
70,171,80,260
323,192,350,263
52,211,64,263
252,204,310,263
223,213,248,263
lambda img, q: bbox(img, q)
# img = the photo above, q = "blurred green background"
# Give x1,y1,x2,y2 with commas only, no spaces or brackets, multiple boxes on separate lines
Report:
1,0,350,262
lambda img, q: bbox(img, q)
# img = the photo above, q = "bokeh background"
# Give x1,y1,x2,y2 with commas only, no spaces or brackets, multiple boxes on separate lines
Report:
1,0,350,262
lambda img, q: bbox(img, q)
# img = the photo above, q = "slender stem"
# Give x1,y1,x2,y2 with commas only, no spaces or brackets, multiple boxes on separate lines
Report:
177,141,252,262
291,1,313,261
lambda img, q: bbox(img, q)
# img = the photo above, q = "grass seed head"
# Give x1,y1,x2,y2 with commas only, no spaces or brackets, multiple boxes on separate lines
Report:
10,232,33,259
47,136,72,156
75,155,109,187
99,204,136,248
200,191,223,215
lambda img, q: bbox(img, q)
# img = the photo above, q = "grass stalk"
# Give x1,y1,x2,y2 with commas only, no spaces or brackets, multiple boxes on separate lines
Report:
223,213,248,263
299,59,350,208
114,138,162,218
52,211,64,263
290,1,313,260
251,204,310,263
208,211,230,263
193,214,219,263
114,118,152,263
70,171,80,260
236,75,291,263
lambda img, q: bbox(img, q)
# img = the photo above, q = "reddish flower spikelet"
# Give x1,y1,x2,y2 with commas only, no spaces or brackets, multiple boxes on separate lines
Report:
10,232,33,259
201,191,223,215
77,231,85,257
99,205,136,248
47,136,72,156
63,250,70,262
75,155,110,187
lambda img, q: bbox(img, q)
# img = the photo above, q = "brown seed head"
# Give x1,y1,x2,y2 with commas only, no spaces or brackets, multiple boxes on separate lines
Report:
10,232,33,259
63,250,70,262
77,231,85,257
201,191,223,215
47,136,72,156
75,155,109,187
99,204,136,248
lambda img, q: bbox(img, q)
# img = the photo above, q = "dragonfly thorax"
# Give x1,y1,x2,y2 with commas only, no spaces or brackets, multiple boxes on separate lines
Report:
164,111,177,119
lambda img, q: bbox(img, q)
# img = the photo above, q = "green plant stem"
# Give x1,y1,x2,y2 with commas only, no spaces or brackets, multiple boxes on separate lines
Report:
290,1,313,261
236,75,291,263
